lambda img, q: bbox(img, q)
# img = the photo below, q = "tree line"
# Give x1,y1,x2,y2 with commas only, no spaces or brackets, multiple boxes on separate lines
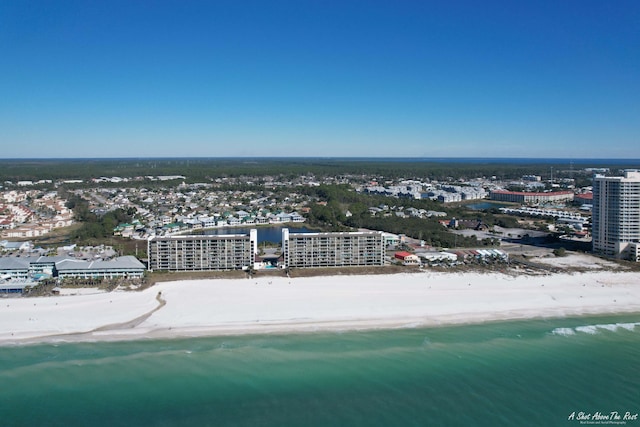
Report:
66,195,135,242
302,185,515,248
2,158,629,184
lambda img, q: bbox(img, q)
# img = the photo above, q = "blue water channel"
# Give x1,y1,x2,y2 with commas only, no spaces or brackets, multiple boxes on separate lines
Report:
203,226,313,243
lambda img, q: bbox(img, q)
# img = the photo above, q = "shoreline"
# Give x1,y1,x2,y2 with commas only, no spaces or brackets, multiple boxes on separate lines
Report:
8,307,640,348
2,270,640,346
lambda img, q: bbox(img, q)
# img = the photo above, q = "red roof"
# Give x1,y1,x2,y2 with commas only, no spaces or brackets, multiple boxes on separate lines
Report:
394,251,413,259
575,193,593,200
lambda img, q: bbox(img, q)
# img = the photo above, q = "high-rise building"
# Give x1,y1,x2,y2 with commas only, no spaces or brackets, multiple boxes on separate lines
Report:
147,228,388,272
147,230,258,272
282,228,385,268
592,171,640,261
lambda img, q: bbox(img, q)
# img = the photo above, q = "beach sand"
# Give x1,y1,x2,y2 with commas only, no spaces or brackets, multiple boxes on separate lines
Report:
2,270,640,345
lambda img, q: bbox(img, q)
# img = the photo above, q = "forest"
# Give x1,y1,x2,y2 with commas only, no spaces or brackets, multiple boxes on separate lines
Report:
65,194,135,242
302,185,516,248
1,157,635,185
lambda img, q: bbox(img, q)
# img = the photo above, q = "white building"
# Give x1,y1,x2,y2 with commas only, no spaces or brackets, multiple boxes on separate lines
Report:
282,228,385,268
0,255,146,281
592,171,640,260
56,256,146,279
147,230,258,271
416,251,458,263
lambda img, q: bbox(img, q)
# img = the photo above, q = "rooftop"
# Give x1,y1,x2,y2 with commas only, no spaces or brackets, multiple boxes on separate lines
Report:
56,256,145,271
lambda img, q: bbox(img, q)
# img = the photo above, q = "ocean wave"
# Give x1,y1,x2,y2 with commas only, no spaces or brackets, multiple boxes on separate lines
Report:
596,323,618,332
617,323,638,331
551,328,575,336
552,322,640,336
575,325,599,334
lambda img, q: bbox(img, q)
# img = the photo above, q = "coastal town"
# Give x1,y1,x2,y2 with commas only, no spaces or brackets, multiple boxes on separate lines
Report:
1,167,594,241
4,2,639,425
1,162,638,296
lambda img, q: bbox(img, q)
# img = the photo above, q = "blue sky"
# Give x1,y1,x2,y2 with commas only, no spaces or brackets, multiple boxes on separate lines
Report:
1,0,639,158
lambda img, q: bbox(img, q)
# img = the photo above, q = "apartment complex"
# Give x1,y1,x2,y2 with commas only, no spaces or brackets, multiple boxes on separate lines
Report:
55,256,147,279
0,255,145,281
147,230,258,272
282,228,385,268
147,229,386,271
592,171,640,261
490,190,574,204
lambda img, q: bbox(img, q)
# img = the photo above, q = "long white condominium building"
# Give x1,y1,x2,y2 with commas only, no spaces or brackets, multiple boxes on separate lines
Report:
147,230,257,272
592,170,640,261
282,228,385,268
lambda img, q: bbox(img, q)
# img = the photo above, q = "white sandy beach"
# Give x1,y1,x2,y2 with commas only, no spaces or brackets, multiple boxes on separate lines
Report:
2,270,640,345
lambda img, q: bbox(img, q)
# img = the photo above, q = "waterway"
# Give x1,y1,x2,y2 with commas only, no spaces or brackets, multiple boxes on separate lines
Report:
465,201,511,211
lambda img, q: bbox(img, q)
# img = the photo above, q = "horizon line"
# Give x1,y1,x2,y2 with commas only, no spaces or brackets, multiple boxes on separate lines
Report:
2,156,640,162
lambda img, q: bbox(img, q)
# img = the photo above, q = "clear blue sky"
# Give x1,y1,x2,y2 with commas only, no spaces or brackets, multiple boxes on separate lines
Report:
1,0,639,158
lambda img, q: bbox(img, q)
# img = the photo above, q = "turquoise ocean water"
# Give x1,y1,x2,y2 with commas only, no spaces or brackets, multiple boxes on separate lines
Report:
1,315,639,427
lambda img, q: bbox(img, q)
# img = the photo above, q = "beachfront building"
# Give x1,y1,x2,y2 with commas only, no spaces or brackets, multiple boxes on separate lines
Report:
282,228,385,268
629,243,640,263
592,171,640,260
382,232,401,248
415,251,458,263
0,279,37,294
56,256,146,279
147,230,258,272
0,255,79,280
0,255,146,290
0,258,31,280
490,190,574,204
394,251,420,265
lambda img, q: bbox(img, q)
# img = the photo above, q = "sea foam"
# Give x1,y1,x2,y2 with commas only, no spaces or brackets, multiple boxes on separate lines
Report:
551,328,575,336
552,322,640,336
575,325,599,334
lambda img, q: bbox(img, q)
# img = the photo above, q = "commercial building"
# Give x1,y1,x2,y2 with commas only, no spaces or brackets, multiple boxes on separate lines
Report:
592,171,640,260
56,256,145,279
490,190,574,204
0,258,31,280
147,230,258,271
574,193,593,205
0,280,37,294
394,251,420,265
0,255,146,290
282,228,385,268
415,251,458,263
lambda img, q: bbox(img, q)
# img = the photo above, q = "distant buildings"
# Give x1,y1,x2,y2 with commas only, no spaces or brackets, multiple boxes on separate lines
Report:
0,240,32,252
0,191,74,238
499,207,586,224
574,193,593,205
592,171,640,261
490,190,574,204
363,181,487,203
